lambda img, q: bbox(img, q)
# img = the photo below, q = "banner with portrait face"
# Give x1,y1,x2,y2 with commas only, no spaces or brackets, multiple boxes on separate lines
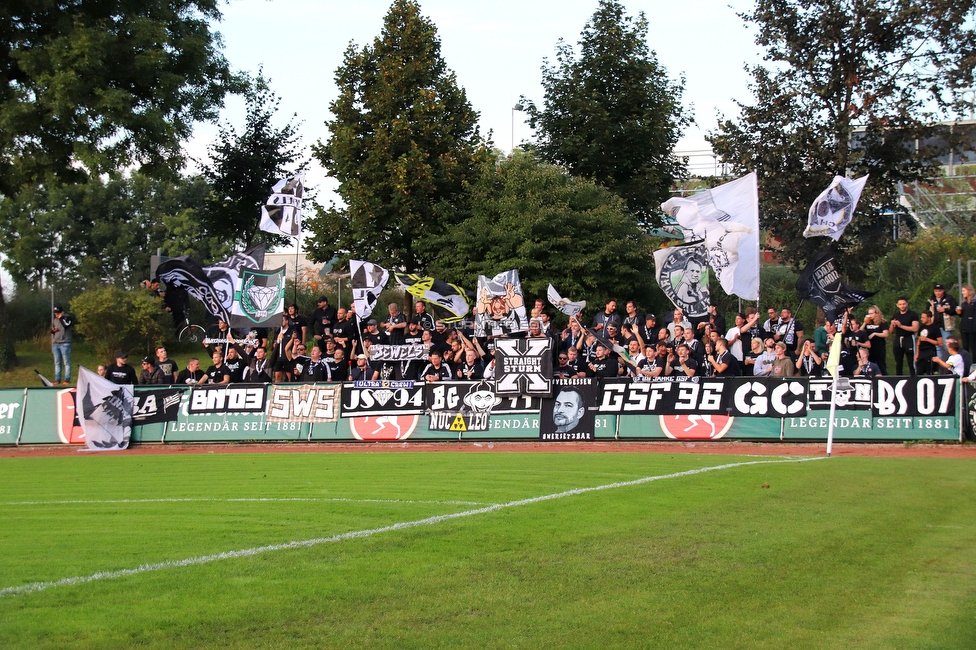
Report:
539,378,598,441
653,241,710,318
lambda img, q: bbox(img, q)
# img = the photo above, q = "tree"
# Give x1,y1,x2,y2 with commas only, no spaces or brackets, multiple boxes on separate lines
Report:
708,0,976,279
426,151,661,315
200,71,307,248
0,1,242,194
523,0,689,229
0,174,226,292
71,286,168,361
308,0,491,270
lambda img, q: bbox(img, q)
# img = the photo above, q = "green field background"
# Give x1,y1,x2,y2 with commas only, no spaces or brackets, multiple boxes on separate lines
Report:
1,452,974,648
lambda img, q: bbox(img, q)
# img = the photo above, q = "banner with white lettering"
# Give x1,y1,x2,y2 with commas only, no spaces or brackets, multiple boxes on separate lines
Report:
494,338,553,396
132,388,183,424
369,344,429,362
425,380,498,432
540,378,598,441
266,385,339,422
0,389,26,444
872,376,957,418
187,385,267,414
807,378,872,410
339,381,426,417
598,377,731,415
726,378,808,418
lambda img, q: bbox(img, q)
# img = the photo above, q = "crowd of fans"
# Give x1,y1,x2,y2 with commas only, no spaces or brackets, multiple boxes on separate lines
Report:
60,283,976,387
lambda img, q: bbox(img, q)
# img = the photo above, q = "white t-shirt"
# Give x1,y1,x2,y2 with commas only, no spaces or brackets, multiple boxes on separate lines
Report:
725,326,743,361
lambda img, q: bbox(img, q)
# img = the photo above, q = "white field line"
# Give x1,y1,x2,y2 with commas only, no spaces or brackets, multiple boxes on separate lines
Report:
0,498,484,507
0,457,824,598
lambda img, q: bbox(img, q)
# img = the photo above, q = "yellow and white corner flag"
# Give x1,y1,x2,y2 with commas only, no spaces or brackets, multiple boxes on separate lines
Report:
825,332,843,379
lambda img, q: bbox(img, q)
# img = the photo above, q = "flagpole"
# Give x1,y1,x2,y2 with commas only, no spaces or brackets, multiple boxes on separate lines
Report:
826,370,839,457
293,231,300,306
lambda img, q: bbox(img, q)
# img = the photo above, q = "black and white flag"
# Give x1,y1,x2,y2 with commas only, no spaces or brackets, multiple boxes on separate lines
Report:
547,284,586,317
205,244,265,322
77,366,133,450
156,256,231,323
796,249,875,322
259,173,305,237
653,241,710,318
351,260,390,320
661,173,759,301
804,175,868,241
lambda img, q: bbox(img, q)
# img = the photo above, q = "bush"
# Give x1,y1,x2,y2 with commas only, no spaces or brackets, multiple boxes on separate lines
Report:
6,289,55,341
70,286,169,362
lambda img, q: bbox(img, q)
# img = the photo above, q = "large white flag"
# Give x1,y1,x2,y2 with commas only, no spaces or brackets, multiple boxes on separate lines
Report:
804,175,868,241
259,173,305,237
77,366,133,451
661,172,760,301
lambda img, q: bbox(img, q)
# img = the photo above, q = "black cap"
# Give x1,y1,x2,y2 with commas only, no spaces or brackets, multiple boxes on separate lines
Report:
934,283,944,289
646,313,656,320
141,356,153,364
53,306,63,313
116,351,128,359
367,318,378,326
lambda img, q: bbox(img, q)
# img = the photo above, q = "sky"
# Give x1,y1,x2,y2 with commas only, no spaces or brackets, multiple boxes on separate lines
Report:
184,0,764,193
3,0,764,291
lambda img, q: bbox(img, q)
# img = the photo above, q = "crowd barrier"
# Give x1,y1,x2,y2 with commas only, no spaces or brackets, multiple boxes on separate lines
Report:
0,375,964,446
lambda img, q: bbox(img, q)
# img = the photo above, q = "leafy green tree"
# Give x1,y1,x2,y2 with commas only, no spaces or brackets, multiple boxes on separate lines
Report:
426,151,661,317
0,1,242,194
200,71,307,248
70,286,168,361
708,0,976,279
523,0,689,229
0,174,225,292
308,0,491,270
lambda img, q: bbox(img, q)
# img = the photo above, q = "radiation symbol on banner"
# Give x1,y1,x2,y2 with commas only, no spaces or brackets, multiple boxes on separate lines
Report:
449,414,467,432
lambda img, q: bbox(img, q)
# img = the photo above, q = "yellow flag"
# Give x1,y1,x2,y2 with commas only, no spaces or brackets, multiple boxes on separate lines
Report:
825,332,843,379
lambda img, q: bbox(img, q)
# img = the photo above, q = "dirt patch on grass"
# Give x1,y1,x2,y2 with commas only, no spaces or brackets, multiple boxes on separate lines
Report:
3,440,975,459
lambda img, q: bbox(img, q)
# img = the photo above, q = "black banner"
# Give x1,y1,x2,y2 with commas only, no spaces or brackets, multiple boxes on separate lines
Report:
598,377,731,415
540,378,598,441
424,381,542,415
187,385,267,414
807,378,872,410
872,376,956,418
726,378,808,418
132,388,183,424
340,381,425,417
494,338,553,396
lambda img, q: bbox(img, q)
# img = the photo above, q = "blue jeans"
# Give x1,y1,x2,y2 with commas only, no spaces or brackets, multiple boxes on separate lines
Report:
53,342,72,383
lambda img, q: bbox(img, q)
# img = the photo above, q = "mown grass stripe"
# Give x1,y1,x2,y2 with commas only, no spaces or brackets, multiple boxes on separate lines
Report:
0,456,824,598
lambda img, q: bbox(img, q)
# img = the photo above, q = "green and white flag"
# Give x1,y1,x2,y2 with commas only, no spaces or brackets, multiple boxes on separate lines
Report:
231,266,286,328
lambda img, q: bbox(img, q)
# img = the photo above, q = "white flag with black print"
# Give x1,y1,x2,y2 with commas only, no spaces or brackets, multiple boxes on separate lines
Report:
351,260,390,320
661,172,760,301
77,366,133,451
546,284,586,317
803,175,869,241
259,173,305,237
653,241,710,318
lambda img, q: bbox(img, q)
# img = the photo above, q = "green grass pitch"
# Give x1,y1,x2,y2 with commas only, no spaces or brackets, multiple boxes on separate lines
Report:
1,451,975,649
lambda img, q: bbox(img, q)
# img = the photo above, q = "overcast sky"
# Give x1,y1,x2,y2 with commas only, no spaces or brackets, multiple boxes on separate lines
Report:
185,0,763,190
3,0,765,290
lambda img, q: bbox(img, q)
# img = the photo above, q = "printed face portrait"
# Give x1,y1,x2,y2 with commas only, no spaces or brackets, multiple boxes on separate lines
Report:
552,390,584,433
684,262,703,284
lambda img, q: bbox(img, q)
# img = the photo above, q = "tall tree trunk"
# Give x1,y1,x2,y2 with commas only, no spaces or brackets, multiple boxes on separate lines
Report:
0,274,18,371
